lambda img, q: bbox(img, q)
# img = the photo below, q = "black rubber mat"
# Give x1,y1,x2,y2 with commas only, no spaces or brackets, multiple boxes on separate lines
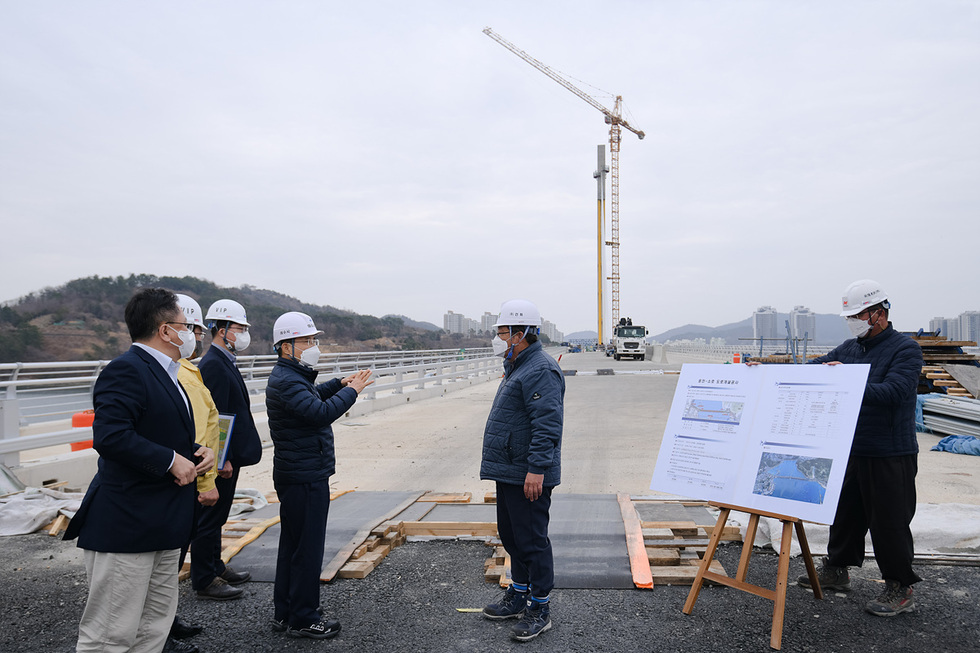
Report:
550,493,633,589
411,496,633,588
231,490,422,582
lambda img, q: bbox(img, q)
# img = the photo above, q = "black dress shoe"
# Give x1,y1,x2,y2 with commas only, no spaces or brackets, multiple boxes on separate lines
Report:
196,577,244,601
163,636,199,653
220,566,251,585
170,616,203,640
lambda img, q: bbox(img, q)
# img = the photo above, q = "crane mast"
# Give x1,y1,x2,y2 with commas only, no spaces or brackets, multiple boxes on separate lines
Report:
483,27,644,337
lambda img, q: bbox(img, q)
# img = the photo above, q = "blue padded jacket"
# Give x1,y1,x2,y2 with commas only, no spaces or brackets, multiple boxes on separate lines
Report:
480,341,565,487
265,357,358,485
810,324,923,457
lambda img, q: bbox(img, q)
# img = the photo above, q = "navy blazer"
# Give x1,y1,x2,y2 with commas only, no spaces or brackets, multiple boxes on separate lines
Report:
65,345,199,552
198,346,262,467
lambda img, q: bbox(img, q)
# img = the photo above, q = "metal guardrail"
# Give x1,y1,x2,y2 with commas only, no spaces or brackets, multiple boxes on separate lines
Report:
0,348,502,466
662,343,834,363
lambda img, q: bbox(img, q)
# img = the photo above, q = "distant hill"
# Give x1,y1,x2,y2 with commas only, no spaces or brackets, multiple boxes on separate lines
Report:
384,314,442,332
565,330,598,341
0,274,483,362
650,314,850,346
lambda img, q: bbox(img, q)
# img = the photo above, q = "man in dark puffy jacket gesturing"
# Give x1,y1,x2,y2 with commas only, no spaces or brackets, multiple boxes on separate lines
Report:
265,311,373,641
480,299,565,642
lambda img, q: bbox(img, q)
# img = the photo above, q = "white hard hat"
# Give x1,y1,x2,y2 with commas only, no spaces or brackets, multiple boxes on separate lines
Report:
493,299,542,328
175,294,204,327
840,279,889,317
273,311,323,345
205,299,250,326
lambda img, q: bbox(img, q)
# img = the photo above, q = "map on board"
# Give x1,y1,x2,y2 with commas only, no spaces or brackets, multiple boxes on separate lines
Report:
683,399,744,425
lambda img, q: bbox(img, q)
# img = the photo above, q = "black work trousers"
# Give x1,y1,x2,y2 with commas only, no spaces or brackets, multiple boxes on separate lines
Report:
827,453,921,586
496,481,554,598
191,466,240,590
274,480,331,628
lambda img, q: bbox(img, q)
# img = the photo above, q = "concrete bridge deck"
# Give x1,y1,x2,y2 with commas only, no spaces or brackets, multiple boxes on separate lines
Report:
12,351,980,507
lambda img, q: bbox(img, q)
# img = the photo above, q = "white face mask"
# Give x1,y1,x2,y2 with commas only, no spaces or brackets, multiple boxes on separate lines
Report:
492,335,511,358
300,345,321,368
229,329,250,352
168,325,197,359
845,316,872,339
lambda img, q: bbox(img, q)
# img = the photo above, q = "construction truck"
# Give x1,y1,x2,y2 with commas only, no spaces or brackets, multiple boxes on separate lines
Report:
610,317,649,361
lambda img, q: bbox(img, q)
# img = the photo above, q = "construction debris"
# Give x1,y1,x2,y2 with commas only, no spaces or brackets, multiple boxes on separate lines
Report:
913,334,979,398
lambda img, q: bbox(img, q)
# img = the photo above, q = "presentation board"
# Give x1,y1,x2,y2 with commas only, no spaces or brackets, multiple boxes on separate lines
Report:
650,363,870,524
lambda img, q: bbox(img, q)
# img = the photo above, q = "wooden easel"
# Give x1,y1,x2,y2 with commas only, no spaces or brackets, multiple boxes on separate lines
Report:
682,502,823,650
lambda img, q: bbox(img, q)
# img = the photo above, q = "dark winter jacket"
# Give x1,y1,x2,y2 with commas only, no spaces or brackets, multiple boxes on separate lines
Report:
265,357,358,485
810,323,923,457
480,341,565,487
198,346,262,467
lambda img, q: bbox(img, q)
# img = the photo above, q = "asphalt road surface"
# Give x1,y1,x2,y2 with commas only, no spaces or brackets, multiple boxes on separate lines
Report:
2,531,978,653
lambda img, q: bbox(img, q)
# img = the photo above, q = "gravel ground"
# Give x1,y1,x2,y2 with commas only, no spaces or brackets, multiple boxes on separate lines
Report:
2,533,978,653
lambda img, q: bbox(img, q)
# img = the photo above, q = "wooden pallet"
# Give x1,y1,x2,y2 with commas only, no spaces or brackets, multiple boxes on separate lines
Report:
642,520,738,585
335,492,475,580
482,503,743,588
336,523,407,578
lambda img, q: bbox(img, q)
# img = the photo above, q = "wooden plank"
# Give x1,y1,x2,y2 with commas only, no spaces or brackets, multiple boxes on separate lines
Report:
484,492,496,504
651,560,727,584
645,538,711,549
925,373,954,379
47,514,69,537
640,520,698,529
700,524,742,541
617,493,654,590
337,560,376,579
401,521,498,537
642,527,676,540
932,380,962,387
418,492,472,503
647,548,680,566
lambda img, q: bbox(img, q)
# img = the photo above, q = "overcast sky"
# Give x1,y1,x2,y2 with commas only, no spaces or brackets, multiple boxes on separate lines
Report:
2,1,977,338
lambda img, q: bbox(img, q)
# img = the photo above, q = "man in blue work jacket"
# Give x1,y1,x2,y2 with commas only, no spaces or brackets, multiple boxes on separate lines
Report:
480,299,565,642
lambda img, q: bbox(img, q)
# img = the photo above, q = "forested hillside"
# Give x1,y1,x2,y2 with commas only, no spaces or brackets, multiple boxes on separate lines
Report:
0,274,472,362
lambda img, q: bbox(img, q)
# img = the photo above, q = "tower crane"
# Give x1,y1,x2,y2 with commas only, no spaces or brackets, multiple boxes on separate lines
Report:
483,27,644,343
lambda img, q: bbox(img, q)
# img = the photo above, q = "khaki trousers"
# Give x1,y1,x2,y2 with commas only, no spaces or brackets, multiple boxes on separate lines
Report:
76,548,180,653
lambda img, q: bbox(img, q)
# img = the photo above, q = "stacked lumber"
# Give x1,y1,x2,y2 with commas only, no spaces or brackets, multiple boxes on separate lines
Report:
912,335,979,398
483,542,510,586
336,522,407,579
642,519,739,585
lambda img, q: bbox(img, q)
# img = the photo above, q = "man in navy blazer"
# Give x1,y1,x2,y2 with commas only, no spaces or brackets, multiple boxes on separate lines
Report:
66,288,214,653
192,298,263,600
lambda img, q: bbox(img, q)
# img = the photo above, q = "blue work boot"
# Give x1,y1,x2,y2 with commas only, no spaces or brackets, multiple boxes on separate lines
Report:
511,600,552,641
483,586,528,620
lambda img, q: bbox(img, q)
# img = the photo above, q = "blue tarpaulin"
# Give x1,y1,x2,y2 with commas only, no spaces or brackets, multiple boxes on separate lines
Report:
931,435,980,456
